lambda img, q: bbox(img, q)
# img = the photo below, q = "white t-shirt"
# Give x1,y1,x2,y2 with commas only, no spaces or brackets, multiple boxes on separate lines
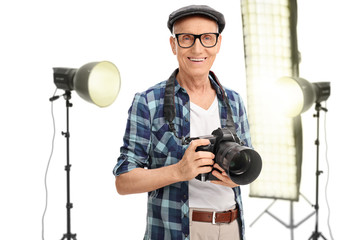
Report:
188,97,236,211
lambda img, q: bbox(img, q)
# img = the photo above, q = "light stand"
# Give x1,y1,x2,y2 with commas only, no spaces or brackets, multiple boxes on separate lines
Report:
61,91,77,240
49,91,77,239
250,193,315,240
250,102,330,240
308,102,328,240
249,78,330,239
49,61,120,239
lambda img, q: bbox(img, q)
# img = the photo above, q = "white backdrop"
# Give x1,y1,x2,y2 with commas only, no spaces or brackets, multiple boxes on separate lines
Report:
1,0,359,239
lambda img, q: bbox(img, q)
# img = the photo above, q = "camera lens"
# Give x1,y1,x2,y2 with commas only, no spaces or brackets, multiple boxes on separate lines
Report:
216,141,262,184
229,150,251,175
217,142,252,175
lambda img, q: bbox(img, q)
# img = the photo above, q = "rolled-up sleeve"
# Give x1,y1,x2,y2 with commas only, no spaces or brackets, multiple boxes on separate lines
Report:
113,92,152,176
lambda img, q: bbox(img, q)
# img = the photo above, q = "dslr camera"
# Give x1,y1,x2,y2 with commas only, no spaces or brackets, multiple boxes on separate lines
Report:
192,128,262,185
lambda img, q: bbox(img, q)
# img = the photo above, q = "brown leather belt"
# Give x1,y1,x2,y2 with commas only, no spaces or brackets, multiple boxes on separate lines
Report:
192,208,239,224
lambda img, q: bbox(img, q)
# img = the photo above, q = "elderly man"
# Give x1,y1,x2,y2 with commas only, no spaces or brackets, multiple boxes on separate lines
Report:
114,5,252,240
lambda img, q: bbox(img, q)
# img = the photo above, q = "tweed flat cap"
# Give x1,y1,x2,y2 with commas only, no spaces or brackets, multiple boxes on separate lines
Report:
167,5,225,33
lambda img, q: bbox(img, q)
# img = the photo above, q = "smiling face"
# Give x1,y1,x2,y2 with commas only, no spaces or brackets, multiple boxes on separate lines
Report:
170,16,222,81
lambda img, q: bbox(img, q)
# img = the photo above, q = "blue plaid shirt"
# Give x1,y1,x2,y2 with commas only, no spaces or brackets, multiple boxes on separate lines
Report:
113,69,252,240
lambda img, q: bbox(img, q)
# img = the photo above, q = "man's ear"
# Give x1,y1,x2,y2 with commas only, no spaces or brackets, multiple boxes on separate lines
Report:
170,36,177,55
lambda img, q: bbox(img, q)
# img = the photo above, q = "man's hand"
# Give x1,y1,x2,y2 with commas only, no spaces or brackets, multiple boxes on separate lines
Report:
175,139,215,182
210,163,239,188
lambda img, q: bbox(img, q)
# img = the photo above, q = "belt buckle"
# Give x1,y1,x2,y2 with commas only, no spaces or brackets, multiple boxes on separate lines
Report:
212,211,216,224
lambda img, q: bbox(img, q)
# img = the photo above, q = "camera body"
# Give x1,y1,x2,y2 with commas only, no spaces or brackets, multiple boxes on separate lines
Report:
193,128,262,185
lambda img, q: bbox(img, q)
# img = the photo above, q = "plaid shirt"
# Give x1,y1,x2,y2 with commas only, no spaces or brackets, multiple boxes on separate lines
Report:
113,69,252,240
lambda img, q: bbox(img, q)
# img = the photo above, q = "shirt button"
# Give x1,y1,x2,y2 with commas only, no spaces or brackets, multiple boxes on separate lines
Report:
183,194,187,199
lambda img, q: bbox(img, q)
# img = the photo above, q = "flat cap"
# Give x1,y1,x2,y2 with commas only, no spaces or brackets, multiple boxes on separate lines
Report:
167,5,225,33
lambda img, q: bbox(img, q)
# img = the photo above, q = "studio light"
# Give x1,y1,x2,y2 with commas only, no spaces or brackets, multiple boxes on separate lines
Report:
241,0,302,201
276,76,330,117
50,61,120,240
53,61,121,107
241,1,331,238
277,76,331,240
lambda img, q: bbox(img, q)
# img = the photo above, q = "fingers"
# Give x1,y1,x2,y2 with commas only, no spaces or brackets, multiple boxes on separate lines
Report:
198,166,214,174
210,165,239,188
211,167,226,179
195,158,214,169
177,139,215,181
188,139,215,160
212,163,225,174
188,138,211,151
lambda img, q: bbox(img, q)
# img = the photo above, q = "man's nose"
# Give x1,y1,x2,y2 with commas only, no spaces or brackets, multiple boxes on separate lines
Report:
191,38,203,52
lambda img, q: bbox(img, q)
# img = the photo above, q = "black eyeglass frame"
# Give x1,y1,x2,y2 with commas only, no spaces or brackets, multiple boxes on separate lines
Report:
174,33,220,48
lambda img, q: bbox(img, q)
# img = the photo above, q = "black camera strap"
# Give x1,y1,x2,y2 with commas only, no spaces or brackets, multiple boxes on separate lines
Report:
164,69,237,144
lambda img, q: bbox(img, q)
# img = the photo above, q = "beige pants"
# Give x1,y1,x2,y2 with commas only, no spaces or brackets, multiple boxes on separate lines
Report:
189,208,241,240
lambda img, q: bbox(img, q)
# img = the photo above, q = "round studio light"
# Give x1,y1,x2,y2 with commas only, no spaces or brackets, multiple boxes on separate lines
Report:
275,76,330,117
53,61,121,107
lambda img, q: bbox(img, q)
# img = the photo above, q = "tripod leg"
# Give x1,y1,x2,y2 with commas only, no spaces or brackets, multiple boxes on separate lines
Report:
319,233,327,240
308,231,327,240
61,233,77,240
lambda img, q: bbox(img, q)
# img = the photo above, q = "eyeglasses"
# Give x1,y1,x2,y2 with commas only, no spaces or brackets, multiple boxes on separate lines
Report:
174,33,219,48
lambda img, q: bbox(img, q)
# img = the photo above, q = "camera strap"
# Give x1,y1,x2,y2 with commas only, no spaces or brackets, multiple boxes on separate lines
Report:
164,69,237,144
